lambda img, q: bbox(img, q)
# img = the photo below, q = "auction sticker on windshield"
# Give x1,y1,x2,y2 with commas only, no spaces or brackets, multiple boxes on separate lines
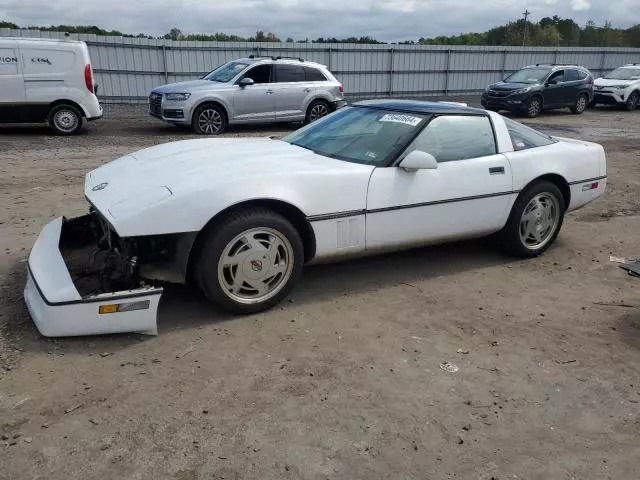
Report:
379,114,422,126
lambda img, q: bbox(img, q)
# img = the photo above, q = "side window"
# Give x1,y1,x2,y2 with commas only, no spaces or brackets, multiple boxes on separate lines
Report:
241,64,271,84
565,69,583,82
275,64,305,83
0,48,19,75
304,67,327,81
548,70,565,84
503,117,557,151
406,115,496,163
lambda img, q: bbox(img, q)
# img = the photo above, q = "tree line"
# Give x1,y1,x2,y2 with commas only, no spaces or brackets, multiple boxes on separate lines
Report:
1,17,639,47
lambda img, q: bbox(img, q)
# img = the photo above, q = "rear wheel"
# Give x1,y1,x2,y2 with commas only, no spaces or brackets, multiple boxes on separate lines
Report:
192,103,226,135
305,100,331,124
48,104,85,135
570,93,588,114
625,91,639,111
194,209,304,314
499,181,565,258
525,96,542,118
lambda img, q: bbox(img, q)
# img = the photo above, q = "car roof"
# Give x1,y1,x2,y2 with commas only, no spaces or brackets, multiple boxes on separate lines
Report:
235,57,327,69
352,99,487,115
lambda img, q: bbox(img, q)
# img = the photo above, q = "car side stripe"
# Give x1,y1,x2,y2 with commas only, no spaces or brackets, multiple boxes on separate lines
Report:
567,175,607,185
306,190,519,222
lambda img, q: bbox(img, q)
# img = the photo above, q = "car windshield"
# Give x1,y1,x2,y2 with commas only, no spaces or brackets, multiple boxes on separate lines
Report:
504,67,552,84
281,106,430,166
603,67,640,80
203,61,249,82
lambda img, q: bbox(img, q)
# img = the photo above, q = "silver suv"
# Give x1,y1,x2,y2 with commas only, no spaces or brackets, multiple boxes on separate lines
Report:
149,56,347,134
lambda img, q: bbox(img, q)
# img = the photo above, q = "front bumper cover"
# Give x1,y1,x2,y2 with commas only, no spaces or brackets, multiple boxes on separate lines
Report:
24,216,163,337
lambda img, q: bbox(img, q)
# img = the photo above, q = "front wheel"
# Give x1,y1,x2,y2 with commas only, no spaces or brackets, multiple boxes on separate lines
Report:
48,104,85,135
525,96,542,118
499,181,565,257
570,93,588,114
194,209,304,314
192,103,226,135
625,91,639,111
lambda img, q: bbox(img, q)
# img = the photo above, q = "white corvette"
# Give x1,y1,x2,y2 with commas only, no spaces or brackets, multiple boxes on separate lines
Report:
24,100,607,337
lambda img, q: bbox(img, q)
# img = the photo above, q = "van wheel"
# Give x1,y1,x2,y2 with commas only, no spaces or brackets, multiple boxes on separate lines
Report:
48,104,84,135
570,93,588,114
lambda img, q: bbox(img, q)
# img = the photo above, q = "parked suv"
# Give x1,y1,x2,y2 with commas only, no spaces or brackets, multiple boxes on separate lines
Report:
592,64,640,111
149,56,346,134
481,64,594,118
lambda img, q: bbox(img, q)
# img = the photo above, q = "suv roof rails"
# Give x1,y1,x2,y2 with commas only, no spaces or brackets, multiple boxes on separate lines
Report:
275,56,304,62
248,55,305,62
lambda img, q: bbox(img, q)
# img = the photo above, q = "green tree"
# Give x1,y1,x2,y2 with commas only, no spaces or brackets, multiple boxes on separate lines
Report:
164,27,183,41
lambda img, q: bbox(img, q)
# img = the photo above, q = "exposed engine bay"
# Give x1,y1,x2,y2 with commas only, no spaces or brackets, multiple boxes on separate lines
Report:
60,210,182,297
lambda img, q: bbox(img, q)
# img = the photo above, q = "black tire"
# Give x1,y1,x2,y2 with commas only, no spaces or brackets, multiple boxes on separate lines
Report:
570,93,588,114
625,91,639,111
194,208,304,314
192,103,227,135
499,181,565,258
304,99,331,124
525,96,542,118
48,104,84,135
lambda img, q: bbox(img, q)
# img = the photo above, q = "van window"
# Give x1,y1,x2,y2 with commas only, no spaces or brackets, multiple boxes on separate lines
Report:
21,49,76,75
0,48,19,75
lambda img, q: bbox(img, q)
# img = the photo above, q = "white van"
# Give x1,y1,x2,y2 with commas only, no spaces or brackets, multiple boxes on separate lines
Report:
0,37,102,134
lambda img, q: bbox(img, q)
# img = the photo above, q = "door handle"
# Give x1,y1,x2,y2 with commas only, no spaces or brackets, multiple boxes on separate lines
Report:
489,166,505,175
266,89,274,94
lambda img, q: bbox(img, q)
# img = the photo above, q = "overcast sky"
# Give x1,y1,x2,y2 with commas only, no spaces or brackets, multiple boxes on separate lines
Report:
2,0,639,41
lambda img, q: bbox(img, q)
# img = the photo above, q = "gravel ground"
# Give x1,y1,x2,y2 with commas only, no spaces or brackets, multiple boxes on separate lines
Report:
1,100,639,480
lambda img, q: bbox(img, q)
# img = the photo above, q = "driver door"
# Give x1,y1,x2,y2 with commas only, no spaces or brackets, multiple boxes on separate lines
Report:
365,115,514,251
232,64,276,122
543,70,566,108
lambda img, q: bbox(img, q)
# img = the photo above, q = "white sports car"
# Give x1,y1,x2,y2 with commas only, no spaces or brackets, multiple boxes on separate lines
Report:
24,100,607,337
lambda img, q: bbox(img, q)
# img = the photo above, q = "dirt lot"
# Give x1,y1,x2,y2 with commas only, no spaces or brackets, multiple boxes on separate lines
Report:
1,101,639,480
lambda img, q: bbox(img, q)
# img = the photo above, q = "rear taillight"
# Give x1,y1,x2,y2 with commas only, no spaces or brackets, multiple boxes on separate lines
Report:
84,64,94,93
339,84,344,94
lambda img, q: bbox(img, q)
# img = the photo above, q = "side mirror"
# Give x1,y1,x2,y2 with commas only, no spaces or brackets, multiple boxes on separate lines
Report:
239,77,254,87
399,150,438,171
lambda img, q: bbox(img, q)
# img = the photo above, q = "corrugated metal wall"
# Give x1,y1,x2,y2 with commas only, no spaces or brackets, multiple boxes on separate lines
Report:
2,28,640,102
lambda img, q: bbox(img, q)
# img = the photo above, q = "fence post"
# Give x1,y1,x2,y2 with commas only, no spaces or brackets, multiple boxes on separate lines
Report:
256,44,261,57
328,46,332,71
388,47,394,96
161,45,168,83
501,50,507,80
553,49,559,64
599,50,607,76
444,49,451,96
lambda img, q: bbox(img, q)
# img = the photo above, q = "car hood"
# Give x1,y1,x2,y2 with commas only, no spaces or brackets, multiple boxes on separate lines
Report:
489,82,536,91
85,137,374,233
594,78,635,88
151,79,230,93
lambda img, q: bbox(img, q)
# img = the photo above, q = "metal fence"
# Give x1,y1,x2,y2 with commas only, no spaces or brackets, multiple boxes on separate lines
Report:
3,28,640,103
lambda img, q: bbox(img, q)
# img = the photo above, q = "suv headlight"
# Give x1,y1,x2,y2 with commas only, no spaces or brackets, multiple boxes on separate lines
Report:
165,93,191,101
511,87,532,95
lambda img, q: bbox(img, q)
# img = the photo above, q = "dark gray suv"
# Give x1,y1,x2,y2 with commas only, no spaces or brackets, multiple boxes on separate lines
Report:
481,64,594,117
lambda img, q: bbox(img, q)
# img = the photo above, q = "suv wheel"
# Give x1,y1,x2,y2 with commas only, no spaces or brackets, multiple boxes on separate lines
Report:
570,93,588,114
192,103,226,135
625,91,639,111
305,100,330,124
526,96,542,118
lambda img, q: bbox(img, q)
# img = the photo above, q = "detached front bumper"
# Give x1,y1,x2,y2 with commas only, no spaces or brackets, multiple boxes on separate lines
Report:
24,216,163,337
